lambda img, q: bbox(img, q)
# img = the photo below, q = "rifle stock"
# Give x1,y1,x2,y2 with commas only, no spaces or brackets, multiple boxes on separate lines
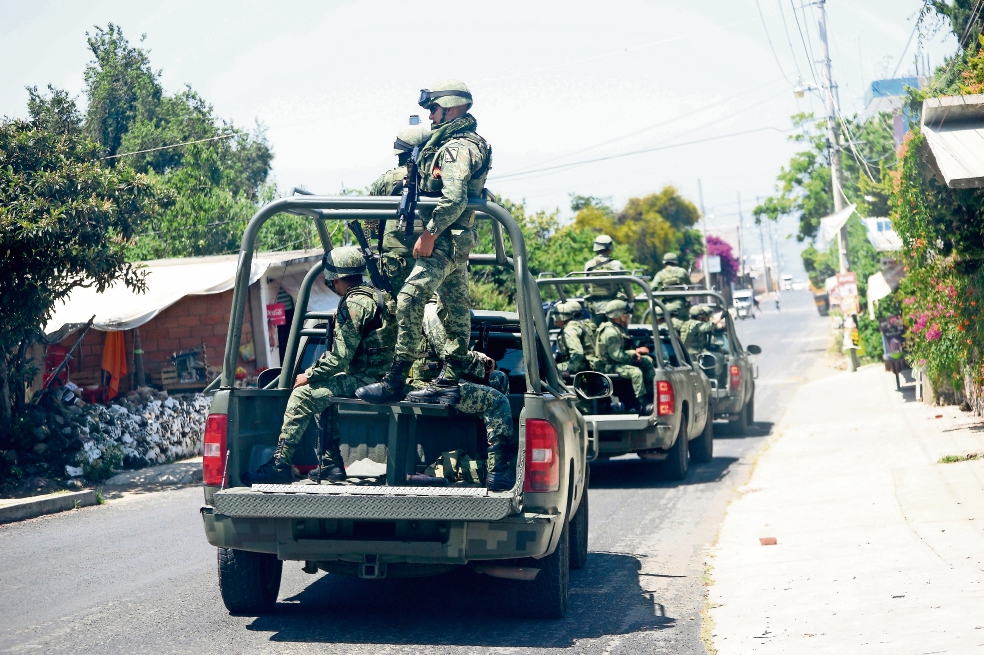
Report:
347,220,392,295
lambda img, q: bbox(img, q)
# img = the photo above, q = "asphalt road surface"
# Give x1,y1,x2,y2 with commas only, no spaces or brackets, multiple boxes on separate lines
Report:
0,291,828,655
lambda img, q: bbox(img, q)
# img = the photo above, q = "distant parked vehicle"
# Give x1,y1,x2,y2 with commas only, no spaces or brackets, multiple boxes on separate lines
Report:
781,275,793,291
732,289,755,320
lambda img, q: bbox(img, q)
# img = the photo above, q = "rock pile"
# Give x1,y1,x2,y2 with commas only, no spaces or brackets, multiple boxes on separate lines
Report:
3,387,210,483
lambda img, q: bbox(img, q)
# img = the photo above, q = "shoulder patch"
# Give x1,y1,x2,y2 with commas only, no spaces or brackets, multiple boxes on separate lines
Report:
443,147,459,163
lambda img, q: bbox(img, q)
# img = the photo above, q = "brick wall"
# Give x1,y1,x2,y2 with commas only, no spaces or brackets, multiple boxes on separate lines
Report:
55,288,256,390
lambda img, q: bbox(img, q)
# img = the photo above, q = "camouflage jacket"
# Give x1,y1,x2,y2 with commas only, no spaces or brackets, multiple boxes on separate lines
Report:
584,254,633,302
368,166,422,258
305,285,396,384
593,321,636,372
557,320,596,373
652,264,689,289
678,319,717,353
417,114,491,236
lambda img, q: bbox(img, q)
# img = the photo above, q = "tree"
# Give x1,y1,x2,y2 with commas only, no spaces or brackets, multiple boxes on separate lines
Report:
0,109,166,435
696,235,740,284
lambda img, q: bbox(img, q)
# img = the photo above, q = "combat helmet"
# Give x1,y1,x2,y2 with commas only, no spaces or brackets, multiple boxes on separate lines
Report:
418,80,473,110
690,304,713,319
322,246,366,282
593,234,614,252
553,300,582,321
662,252,679,265
603,299,632,319
394,123,431,155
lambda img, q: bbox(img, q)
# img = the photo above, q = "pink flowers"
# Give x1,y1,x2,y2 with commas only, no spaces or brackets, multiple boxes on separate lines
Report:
913,312,930,332
926,325,942,341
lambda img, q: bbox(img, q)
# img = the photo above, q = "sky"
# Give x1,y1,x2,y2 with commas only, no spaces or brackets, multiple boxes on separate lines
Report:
0,0,959,279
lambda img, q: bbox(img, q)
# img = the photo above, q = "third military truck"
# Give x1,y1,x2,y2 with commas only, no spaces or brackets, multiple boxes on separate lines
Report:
536,273,714,481
200,196,607,620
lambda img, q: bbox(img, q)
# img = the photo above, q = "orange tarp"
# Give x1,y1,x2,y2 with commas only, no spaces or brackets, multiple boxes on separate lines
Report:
101,331,127,399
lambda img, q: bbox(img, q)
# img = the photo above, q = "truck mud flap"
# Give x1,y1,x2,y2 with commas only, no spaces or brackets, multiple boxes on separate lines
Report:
213,484,516,522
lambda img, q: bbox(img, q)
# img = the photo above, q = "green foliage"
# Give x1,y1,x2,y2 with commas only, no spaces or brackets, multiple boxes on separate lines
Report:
83,444,124,482
574,187,703,271
469,281,513,311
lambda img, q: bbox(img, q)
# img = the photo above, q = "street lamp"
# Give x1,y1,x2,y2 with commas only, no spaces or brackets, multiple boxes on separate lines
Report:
794,78,819,99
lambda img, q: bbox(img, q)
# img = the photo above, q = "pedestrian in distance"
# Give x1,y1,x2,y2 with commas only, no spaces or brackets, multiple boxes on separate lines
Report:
773,290,781,311
357,79,492,407
243,247,396,485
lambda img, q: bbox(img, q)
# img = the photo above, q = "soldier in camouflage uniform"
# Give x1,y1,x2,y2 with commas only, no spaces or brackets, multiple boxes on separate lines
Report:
584,234,634,321
651,252,691,320
678,304,725,355
358,80,492,406
368,123,431,292
409,304,517,491
242,247,396,485
594,300,655,412
552,300,596,375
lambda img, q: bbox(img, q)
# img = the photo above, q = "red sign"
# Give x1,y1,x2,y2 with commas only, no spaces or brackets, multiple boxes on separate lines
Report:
837,272,859,316
266,303,286,326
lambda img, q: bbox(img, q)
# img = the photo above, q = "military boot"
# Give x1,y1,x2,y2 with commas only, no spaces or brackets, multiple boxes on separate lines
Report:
356,359,411,404
486,461,516,492
241,457,292,485
308,464,346,483
405,358,465,405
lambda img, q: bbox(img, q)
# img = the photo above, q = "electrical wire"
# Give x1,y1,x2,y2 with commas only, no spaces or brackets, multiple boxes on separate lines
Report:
891,22,919,78
102,133,236,160
791,0,821,88
776,0,804,79
755,0,794,84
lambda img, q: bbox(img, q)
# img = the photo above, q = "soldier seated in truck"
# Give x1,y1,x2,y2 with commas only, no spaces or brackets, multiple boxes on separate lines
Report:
678,304,726,356
552,299,596,376
594,299,655,414
409,303,517,491
242,246,396,485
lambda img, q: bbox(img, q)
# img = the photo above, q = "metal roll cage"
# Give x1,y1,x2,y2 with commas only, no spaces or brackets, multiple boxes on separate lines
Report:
210,196,561,396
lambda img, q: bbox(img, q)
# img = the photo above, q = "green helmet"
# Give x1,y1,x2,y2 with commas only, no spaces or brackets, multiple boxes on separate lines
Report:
604,299,631,319
690,304,713,319
593,234,614,252
394,123,430,155
322,246,366,282
662,252,679,265
553,300,582,321
418,80,473,109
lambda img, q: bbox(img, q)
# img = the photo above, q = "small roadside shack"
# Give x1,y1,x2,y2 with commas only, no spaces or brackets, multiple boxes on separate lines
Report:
36,249,334,400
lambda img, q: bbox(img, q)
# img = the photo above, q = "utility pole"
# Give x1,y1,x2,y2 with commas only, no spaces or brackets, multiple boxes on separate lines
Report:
698,179,711,290
817,0,859,371
757,220,772,293
736,192,746,289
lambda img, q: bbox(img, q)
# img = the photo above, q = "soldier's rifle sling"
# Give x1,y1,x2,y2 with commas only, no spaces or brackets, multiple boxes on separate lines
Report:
346,220,392,295
396,145,420,238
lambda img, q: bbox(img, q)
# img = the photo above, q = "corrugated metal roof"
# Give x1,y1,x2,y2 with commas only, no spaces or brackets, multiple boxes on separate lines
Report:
921,94,984,189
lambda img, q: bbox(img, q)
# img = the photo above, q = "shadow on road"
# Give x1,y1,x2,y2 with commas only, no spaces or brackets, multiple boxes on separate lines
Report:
246,552,671,648
714,420,774,438
587,455,739,489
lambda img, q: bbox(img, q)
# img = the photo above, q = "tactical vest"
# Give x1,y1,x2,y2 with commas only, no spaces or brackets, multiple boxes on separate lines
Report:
592,321,627,372
341,285,396,376
584,255,624,301
418,130,491,229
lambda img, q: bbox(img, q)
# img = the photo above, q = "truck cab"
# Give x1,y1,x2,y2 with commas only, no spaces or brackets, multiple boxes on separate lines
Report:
200,196,600,619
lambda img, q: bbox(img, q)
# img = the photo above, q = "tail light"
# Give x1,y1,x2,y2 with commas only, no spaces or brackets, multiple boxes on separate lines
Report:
657,380,675,416
524,419,560,492
730,365,742,391
202,414,228,486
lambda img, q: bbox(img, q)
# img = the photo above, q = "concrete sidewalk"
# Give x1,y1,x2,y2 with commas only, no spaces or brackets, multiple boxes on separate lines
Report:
709,363,984,653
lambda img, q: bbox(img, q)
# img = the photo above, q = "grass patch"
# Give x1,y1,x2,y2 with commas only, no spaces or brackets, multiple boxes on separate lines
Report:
938,452,982,464
94,488,106,504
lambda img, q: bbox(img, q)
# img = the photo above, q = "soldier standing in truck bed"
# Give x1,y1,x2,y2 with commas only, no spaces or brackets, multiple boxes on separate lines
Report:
583,234,634,321
652,252,691,320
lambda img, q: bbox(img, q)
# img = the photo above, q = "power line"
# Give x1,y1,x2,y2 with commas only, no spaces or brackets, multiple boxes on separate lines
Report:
776,0,804,79
755,0,794,84
102,133,236,160
891,22,919,78
791,0,820,88
491,125,797,181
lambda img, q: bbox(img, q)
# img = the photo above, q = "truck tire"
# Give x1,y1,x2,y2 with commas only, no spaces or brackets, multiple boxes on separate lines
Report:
218,547,283,614
746,393,755,427
660,416,689,481
733,402,748,435
689,414,714,464
569,486,589,570
517,521,570,618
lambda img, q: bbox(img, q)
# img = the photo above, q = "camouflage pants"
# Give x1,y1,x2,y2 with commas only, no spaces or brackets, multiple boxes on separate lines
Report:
273,372,377,468
607,355,655,402
381,251,413,295
457,381,515,472
395,229,474,364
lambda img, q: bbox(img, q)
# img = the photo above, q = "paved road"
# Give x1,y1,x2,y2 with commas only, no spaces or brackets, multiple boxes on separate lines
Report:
0,291,828,654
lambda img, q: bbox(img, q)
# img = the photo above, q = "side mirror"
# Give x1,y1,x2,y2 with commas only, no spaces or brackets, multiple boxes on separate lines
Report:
573,371,613,400
257,367,282,389
746,344,762,355
698,353,717,371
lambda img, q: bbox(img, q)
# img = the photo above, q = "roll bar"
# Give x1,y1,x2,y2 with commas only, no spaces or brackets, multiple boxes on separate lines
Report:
212,196,556,395
535,274,684,369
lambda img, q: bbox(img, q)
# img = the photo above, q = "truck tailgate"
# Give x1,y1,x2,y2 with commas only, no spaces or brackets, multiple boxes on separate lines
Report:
213,484,517,521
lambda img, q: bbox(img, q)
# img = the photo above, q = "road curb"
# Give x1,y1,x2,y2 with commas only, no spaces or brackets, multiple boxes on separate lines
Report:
0,490,97,524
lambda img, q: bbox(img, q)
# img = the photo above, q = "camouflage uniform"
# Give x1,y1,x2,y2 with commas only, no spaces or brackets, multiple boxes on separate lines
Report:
677,319,718,354
652,262,691,319
368,166,419,292
274,284,396,469
410,304,515,474
584,254,634,317
557,319,596,373
395,113,491,375
594,319,655,403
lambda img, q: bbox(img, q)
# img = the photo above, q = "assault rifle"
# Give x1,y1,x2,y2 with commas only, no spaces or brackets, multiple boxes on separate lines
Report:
347,220,392,295
396,145,420,238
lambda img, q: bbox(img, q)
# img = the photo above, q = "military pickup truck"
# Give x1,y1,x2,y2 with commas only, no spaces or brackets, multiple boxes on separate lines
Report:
200,196,610,619
653,290,761,435
537,273,714,481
